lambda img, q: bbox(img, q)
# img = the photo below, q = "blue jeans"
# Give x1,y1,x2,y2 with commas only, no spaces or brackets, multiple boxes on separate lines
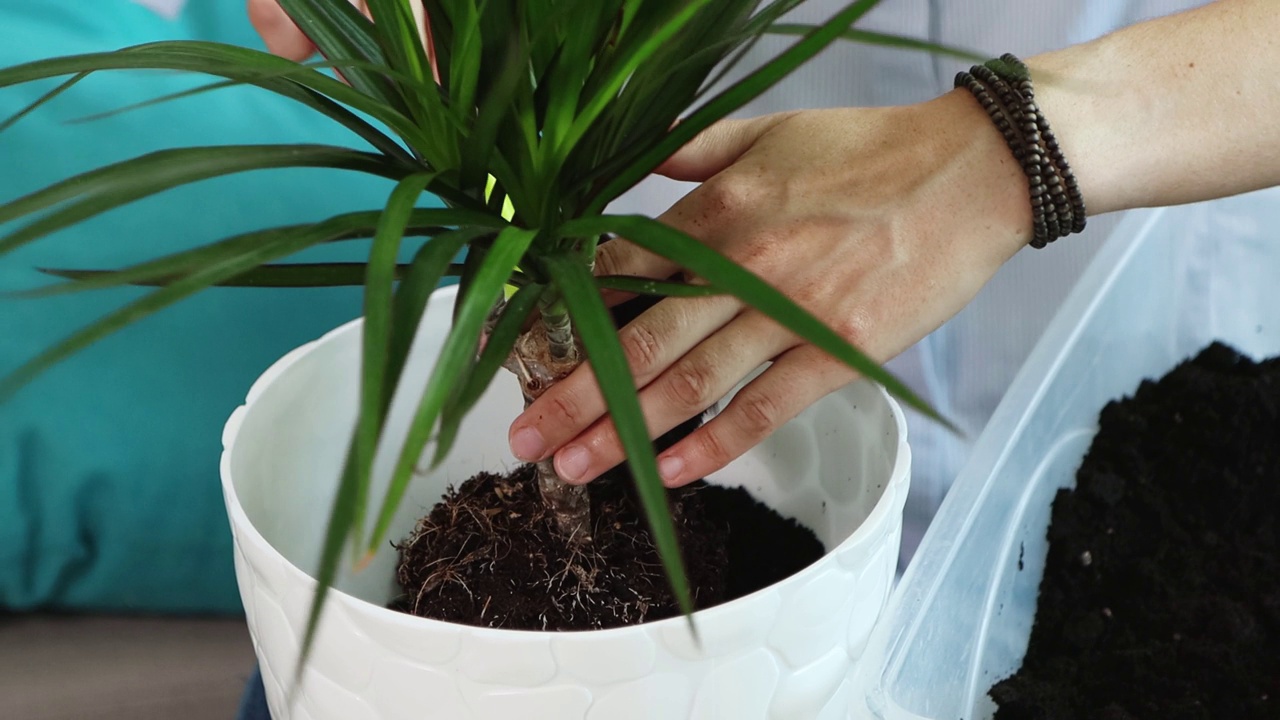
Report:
236,666,271,720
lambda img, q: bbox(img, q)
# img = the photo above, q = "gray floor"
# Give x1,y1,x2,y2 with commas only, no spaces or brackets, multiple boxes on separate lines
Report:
0,614,256,720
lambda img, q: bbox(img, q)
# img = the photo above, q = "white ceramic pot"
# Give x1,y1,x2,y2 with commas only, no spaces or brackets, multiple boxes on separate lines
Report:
221,284,911,720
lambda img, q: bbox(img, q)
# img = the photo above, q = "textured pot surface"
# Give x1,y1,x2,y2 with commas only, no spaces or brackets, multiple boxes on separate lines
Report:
221,284,911,720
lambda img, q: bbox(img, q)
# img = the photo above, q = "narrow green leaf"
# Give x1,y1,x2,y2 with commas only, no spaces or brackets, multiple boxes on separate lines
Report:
55,66,425,166
558,214,956,431
694,0,805,97
543,253,697,624
459,32,527,201
11,207,498,298
296,228,491,686
0,220,349,400
431,281,545,467
293,452,362,697
363,0,456,160
767,23,987,64
352,173,438,545
29,263,469,289
0,72,88,133
446,0,485,120
556,0,715,160
365,0,432,83
275,0,403,107
0,145,409,257
584,0,883,213
596,275,724,298
386,227,493,395
452,236,491,327
0,42,442,163
365,226,537,553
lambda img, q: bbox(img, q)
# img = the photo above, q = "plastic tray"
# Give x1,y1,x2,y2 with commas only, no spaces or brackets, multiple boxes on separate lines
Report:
850,187,1280,720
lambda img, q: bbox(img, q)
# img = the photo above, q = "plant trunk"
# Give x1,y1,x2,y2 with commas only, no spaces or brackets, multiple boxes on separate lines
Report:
500,301,591,544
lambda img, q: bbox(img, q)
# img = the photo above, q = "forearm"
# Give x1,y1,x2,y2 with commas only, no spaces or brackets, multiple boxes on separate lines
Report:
1028,0,1280,216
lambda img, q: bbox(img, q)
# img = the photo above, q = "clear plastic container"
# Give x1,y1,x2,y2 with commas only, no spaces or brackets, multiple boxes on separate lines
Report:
850,187,1280,720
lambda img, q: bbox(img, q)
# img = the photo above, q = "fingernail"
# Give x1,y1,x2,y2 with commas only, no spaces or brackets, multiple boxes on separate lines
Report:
557,445,591,483
659,455,685,485
510,426,546,461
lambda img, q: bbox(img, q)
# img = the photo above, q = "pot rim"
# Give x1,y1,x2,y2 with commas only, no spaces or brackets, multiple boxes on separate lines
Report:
220,283,912,639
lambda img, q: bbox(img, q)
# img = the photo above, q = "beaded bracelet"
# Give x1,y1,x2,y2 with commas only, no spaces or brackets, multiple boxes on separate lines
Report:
955,53,1086,248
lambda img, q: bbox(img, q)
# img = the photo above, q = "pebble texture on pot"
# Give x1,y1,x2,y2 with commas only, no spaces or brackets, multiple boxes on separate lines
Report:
220,285,911,720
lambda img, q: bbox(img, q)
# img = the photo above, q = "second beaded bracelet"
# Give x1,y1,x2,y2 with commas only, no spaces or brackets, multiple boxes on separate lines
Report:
955,54,1087,248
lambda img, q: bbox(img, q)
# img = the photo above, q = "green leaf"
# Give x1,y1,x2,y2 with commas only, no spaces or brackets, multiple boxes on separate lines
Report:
351,173,438,545
446,0,485,120
365,226,537,554
459,31,527,202
387,227,493,395
0,72,88,134
555,0,715,162
363,0,457,160
0,144,410,257
596,275,724,298
0,220,355,400
583,0,884,213
557,214,956,431
10,206,499,298
365,0,432,83
292,451,362,697
543,252,697,624
54,65,426,166
692,0,805,98
767,23,988,64
292,231,498,696
0,42,441,163
275,0,403,107
28,263,463,289
431,281,545,467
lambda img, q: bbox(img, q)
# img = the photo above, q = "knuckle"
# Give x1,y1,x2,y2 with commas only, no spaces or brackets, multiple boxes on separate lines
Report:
548,391,585,429
837,307,875,350
620,322,663,375
666,361,716,411
733,391,782,440
593,241,625,277
694,426,735,471
700,174,759,219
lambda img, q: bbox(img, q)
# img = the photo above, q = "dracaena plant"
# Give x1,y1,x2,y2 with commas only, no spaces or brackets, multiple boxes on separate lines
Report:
0,0,970,666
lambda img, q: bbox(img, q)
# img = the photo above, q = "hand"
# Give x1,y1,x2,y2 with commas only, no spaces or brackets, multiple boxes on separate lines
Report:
508,89,1035,487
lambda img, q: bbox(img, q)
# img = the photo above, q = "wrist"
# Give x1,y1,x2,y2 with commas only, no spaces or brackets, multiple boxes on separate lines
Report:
923,87,1037,264
1026,49,1122,217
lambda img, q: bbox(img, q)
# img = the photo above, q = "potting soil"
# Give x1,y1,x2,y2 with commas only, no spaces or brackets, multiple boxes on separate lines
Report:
389,287,825,631
390,464,825,630
990,341,1280,719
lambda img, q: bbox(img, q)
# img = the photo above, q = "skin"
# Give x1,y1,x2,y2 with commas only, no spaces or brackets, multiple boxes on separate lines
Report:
251,0,1280,487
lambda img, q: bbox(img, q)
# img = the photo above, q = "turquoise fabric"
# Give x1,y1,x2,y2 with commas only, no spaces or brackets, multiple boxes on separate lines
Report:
0,1,436,614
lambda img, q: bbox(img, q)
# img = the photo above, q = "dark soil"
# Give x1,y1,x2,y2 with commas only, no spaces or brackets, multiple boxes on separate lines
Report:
388,287,826,630
990,341,1280,719
389,466,824,630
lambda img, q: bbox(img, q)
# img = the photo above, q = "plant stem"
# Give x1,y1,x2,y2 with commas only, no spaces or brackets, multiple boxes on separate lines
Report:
501,302,590,544
541,298,577,362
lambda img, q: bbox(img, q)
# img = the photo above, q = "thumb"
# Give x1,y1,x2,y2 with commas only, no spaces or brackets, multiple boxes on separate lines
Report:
654,112,795,182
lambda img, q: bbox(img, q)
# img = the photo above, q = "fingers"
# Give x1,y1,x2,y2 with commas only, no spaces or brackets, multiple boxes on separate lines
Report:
508,294,742,463
656,345,857,487
593,238,680,307
247,0,317,61
654,112,796,182
550,312,798,485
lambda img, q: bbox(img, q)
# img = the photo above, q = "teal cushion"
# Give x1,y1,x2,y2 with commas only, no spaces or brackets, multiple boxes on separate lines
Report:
0,1,437,614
